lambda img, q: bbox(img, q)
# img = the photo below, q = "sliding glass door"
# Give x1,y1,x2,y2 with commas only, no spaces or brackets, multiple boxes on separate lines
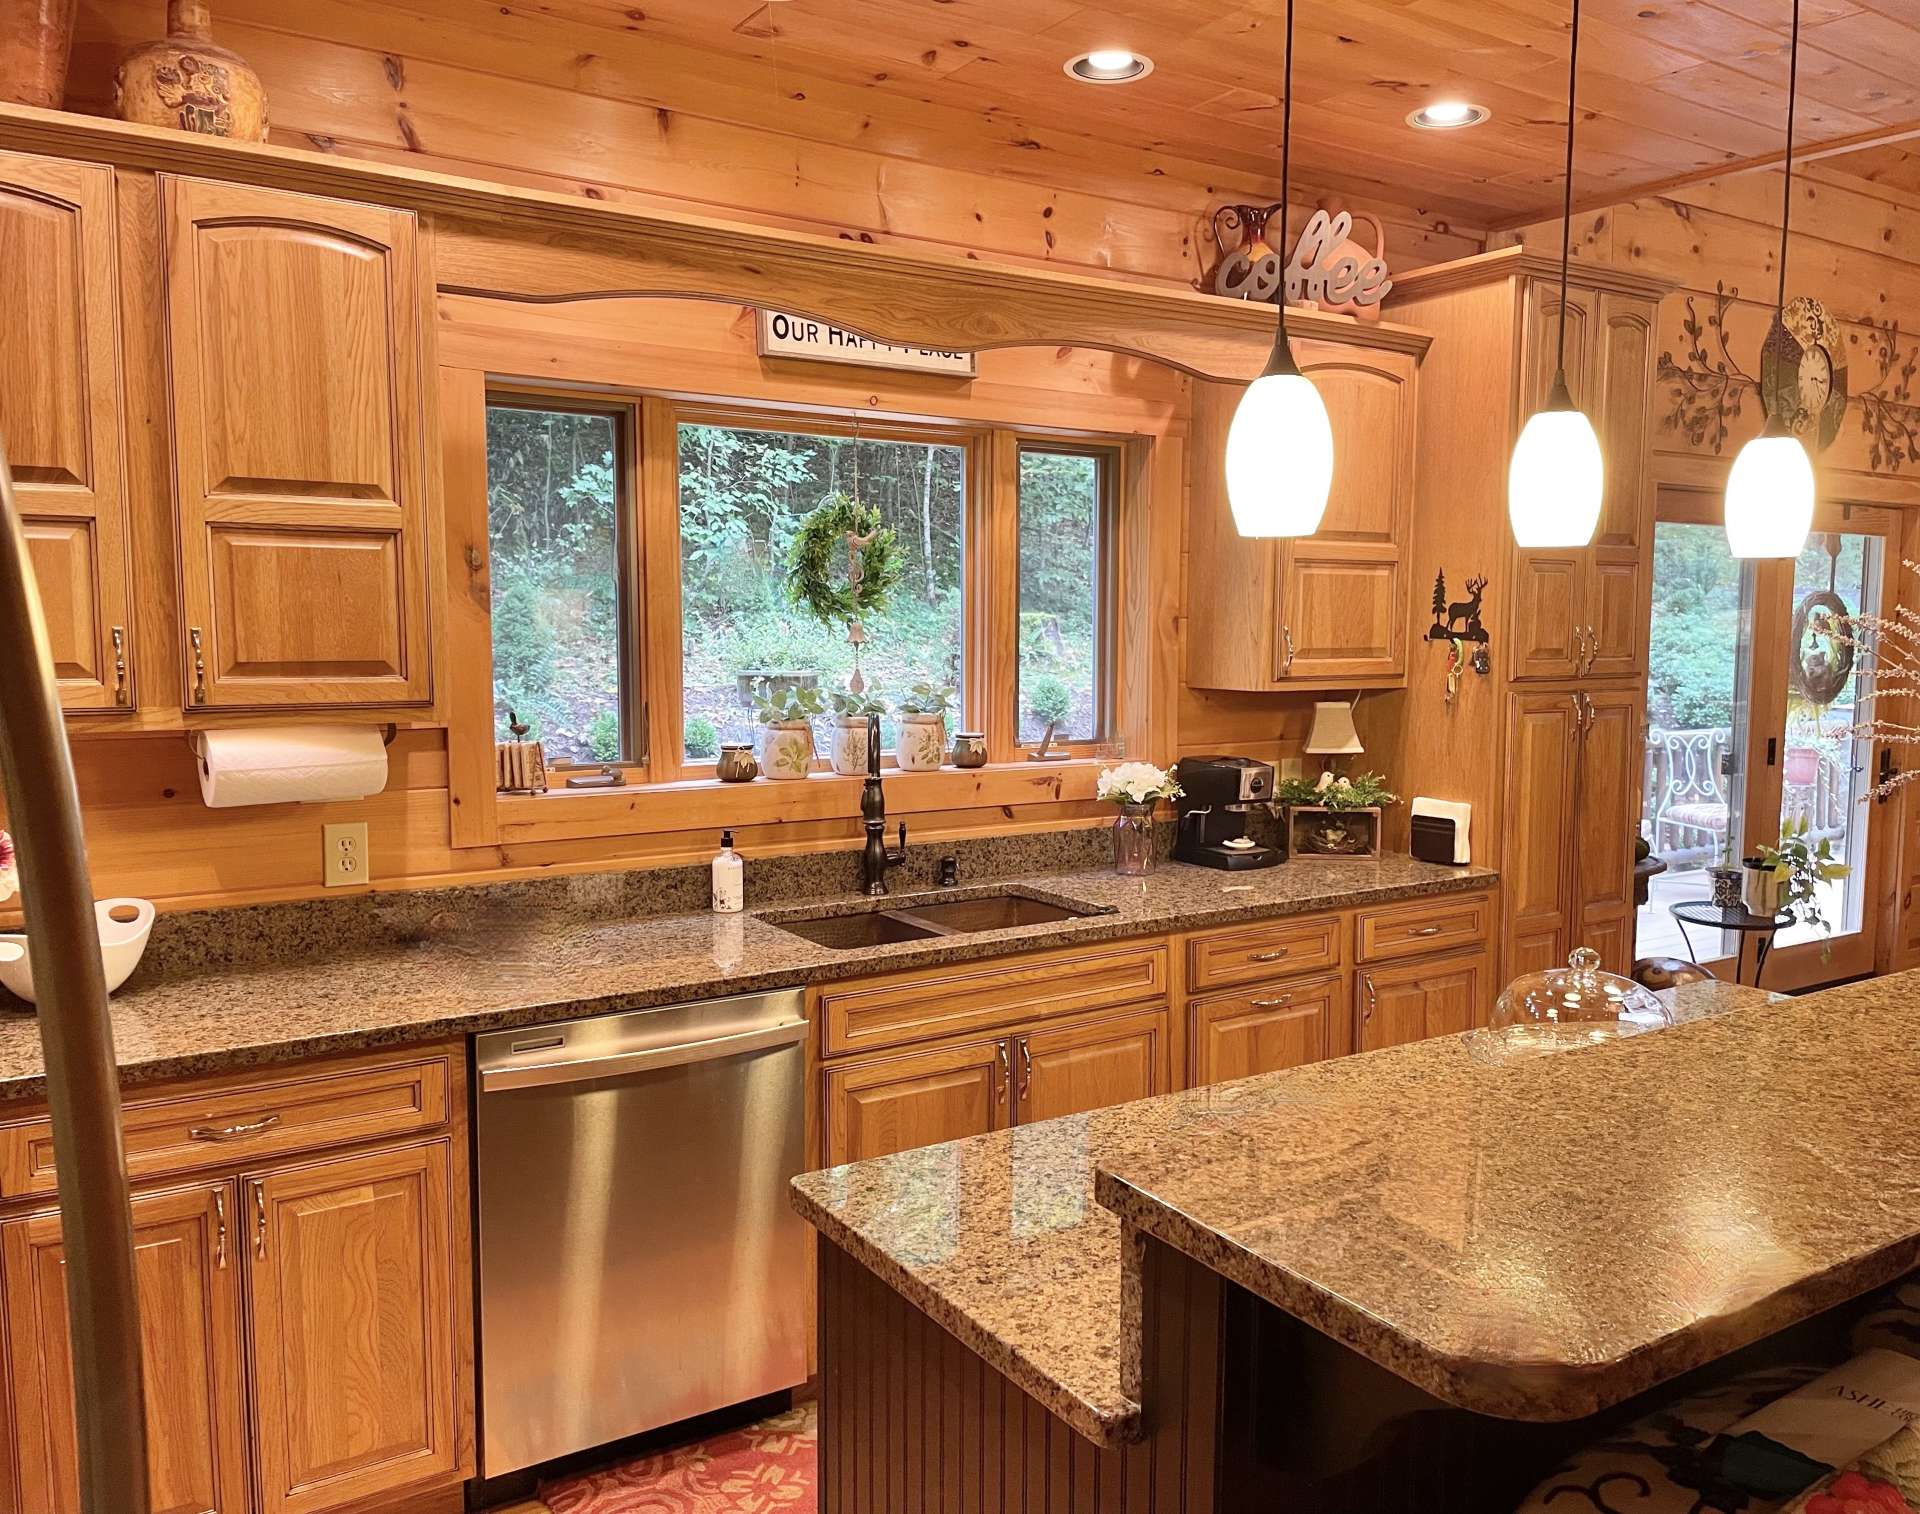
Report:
1637,487,1895,988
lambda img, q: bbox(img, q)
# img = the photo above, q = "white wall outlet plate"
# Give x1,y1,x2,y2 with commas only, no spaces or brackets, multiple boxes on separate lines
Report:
323,822,370,888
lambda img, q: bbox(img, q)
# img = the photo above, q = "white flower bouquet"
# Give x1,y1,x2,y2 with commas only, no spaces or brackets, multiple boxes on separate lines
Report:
1096,762,1182,807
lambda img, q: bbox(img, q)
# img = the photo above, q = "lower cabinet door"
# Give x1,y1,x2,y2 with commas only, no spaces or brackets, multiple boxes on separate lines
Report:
3,1182,248,1514
1190,975,1339,1086
247,1141,457,1514
1357,951,1493,1053
824,1039,1009,1165
1014,1008,1169,1125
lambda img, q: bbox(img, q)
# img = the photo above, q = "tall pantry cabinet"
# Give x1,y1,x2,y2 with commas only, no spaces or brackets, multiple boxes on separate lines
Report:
1389,248,1672,982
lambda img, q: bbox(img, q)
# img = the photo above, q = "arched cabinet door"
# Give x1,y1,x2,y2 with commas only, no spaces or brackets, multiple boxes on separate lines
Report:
162,177,431,709
0,151,134,711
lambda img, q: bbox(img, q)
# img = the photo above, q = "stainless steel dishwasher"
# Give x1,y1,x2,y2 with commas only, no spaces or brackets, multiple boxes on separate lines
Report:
473,987,810,1477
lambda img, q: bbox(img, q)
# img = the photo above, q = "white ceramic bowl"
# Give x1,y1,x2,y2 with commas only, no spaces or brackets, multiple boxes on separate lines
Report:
0,898,156,1006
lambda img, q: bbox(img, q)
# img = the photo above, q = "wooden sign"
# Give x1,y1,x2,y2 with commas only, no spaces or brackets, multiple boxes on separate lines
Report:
756,310,976,376
1210,206,1393,318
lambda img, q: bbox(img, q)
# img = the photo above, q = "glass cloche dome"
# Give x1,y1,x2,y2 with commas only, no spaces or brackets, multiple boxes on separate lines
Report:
1471,947,1675,1062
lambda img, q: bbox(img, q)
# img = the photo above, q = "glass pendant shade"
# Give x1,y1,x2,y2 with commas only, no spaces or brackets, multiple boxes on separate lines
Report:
1508,385,1604,549
1225,367,1335,538
1725,426,1814,559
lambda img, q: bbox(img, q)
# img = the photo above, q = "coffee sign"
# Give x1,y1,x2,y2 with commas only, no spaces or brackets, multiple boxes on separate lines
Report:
756,310,976,376
1210,206,1393,318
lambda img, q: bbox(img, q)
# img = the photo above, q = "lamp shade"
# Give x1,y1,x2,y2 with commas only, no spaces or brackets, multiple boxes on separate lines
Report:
1508,403,1604,548
1304,700,1364,755
1225,371,1335,538
1724,429,1814,559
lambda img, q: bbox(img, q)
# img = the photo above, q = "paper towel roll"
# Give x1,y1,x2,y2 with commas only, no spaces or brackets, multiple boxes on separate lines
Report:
196,725,389,808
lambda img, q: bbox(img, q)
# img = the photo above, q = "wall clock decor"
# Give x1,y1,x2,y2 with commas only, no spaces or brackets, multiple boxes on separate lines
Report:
1761,295,1849,452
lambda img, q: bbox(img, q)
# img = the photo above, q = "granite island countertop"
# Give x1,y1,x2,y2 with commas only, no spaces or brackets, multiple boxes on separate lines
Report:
0,854,1491,1101
791,978,1826,1447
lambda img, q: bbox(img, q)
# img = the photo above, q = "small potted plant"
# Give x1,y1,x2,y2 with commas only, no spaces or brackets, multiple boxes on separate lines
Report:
1753,817,1849,955
894,682,955,771
1097,762,1182,875
1027,675,1073,761
828,689,888,776
753,680,824,780
1276,770,1399,858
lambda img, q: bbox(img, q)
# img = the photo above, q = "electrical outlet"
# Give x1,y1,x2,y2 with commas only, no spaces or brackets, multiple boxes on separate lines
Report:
323,822,370,888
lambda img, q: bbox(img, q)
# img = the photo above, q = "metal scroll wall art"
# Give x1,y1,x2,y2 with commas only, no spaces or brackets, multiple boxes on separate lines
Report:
1660,285,1920,473
1424,571,1491,706
1207,204,1394,319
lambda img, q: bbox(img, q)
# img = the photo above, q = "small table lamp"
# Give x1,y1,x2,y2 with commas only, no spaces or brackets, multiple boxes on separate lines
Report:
1304,700,1363,775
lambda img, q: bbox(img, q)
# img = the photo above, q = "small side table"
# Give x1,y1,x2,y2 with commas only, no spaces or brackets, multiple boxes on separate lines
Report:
1668,901,1792,987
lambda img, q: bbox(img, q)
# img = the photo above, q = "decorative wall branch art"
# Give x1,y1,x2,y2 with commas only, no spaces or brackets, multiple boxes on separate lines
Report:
1424,570,1490,706
1659,283,1920,473
1207,205,1393,318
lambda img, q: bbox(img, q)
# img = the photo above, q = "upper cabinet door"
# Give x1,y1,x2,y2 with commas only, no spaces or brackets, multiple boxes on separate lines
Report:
1591,292,1656,556
162,178,431,708
0,151,134,711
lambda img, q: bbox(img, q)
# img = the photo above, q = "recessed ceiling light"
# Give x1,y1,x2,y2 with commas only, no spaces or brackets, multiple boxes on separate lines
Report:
1407,100,1491,130
1065,49,1154,84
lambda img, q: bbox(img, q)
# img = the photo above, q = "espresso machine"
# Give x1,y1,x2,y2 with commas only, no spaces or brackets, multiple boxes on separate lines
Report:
1173,756,1281,870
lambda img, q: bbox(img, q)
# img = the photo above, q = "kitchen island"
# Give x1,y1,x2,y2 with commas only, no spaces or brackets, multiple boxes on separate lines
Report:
792,973,1920,1512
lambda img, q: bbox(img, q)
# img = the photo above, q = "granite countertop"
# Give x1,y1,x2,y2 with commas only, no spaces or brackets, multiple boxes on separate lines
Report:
790,979,1794,1447
0,854,1491,1101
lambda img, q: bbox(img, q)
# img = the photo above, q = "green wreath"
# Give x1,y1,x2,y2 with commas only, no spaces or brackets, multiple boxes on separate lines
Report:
786,494,903,629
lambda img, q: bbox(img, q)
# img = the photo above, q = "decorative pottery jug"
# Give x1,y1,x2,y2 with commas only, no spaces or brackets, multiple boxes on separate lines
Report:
951,731,987,769
1,0,77,109
715,743,758,783
115,0,267,141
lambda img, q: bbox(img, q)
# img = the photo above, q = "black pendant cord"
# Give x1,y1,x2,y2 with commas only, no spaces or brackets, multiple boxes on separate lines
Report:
1263,0,1299,377
1554,0,1582,385
1776,0,1801,319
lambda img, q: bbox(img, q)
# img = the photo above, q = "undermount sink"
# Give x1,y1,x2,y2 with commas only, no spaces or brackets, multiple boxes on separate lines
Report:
764,888,1111,951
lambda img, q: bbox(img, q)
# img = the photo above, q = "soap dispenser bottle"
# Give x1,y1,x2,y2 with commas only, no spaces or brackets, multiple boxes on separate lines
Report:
711,829,744,913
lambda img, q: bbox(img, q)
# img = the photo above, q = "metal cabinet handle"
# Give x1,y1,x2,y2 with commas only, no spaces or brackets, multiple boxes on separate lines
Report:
213,1188,227,1270
1407,925,1443,938
1586,624,1600,675
996,1042,1010,1106
189,1112,281,1143
110,626,127,705
1281,624,1297,675
1018,1038,1033,1098
1249,994,1293,1009
1249,948,1291,963
1361,973,1377,1022
250,1180,267,1260
189,627,207,704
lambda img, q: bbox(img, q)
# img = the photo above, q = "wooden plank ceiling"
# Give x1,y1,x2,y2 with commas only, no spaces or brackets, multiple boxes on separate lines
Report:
551,0,1920,223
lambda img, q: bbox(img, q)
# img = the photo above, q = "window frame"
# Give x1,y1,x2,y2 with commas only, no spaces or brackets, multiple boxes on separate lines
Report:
483,386,647,774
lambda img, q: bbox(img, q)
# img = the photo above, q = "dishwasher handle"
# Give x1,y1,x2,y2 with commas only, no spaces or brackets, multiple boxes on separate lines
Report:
479,1018,809,1092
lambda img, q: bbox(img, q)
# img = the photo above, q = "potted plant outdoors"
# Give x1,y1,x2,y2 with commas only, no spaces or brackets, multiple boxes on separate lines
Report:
1752,816,1850,955
1275,770,1399,858
753,681,825,781
828,689,888,776
1096,762,1183,876
1027,675,1073,762
893,682,955,772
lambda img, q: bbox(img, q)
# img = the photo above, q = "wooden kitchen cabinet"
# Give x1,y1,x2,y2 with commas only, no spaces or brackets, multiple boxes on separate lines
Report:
1357,950,1491,1052
1014,1009,1169,1125
824,1039,1008,1165
247,1141,458,1514
161,177,432,709
1574,688,1646,977
1190,974,1339,1085
3,1182,248,1514
0,150,135,712
1183,335,1425,692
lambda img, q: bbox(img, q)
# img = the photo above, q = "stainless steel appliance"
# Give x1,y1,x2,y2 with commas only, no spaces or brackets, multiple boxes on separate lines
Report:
474,988,810,1476
1173,755,1282,870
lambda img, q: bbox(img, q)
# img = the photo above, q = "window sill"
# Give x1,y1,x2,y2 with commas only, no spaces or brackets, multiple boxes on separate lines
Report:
494,758,1109,844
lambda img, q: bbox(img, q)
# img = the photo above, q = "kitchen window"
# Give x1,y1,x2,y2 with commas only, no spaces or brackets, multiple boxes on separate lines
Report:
1017,445,1114,746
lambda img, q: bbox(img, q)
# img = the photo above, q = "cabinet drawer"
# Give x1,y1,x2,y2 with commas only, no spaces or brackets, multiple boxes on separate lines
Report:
1187,914,1341,992
1354,892,1491,964
1191,973,1341,1086
0,1053,451,1200
818,939,1169,1057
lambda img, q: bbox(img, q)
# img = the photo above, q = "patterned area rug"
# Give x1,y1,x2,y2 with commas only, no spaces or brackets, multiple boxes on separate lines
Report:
536,1404,817,1514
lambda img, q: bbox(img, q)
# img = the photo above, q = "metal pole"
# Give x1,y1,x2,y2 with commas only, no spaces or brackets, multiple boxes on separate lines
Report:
0,437,149,1512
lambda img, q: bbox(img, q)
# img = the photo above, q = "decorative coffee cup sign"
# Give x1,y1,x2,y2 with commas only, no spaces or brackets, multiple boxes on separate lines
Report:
1209,205,1393,319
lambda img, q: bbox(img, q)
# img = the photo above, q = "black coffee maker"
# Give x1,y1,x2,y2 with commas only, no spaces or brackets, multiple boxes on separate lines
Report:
1173,756,1281,870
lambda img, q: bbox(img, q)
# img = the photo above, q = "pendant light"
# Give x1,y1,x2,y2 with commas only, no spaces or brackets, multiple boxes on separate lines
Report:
1508,0,1605,549
1724,0,1816,560
1224,0,1334,538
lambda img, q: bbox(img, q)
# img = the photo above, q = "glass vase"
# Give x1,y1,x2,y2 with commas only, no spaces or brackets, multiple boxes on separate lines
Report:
1112,802,1156,876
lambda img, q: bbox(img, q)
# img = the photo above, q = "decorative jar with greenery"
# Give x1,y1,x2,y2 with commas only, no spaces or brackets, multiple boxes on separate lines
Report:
1097,762,1183,876
893,682,955,771
828,689,888,776
753,681,824,781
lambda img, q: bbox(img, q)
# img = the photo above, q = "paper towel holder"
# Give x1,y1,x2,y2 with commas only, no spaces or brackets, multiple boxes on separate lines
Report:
189,722,397,776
